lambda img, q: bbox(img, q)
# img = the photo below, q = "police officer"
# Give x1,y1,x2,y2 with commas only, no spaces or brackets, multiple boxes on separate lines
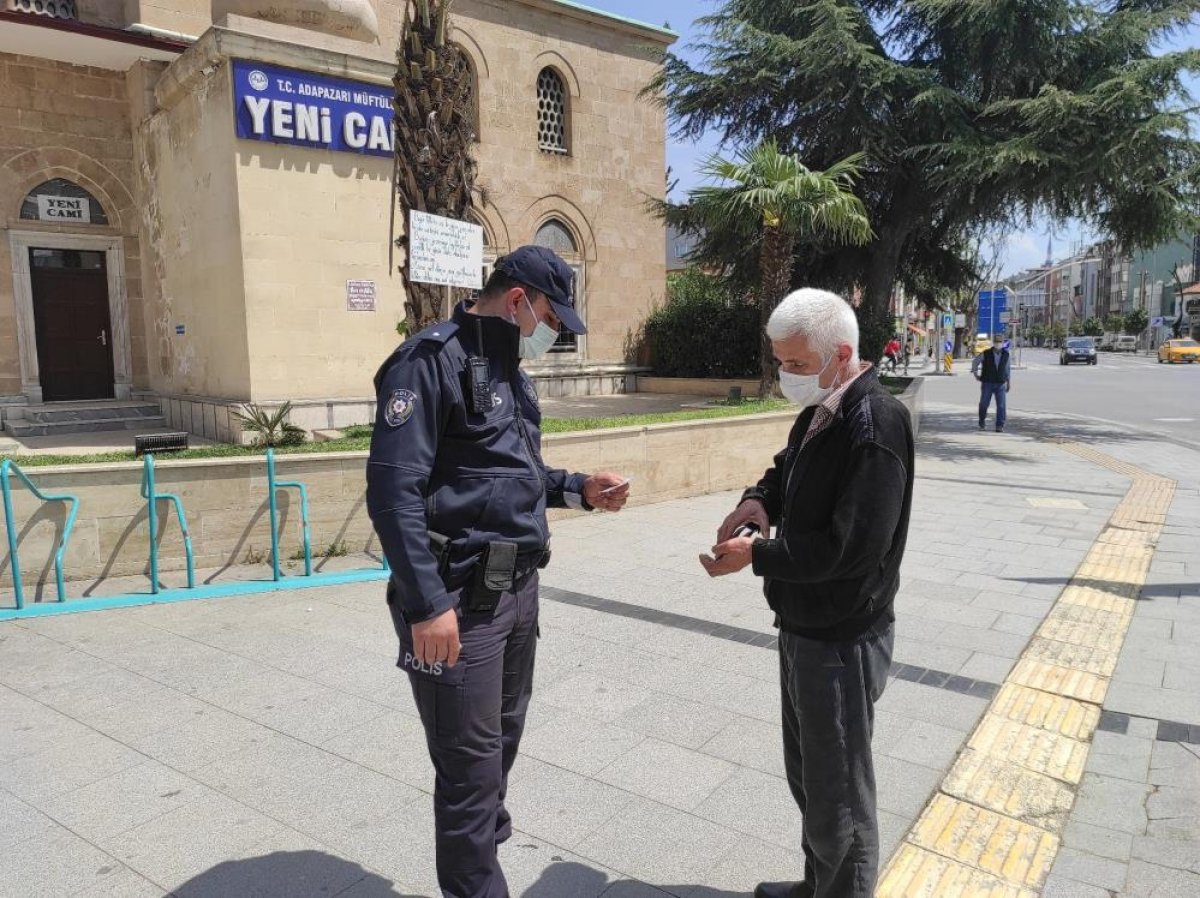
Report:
366,245,630,898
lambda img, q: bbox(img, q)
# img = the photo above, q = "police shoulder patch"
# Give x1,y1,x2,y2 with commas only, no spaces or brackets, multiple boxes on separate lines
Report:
385,389,418,427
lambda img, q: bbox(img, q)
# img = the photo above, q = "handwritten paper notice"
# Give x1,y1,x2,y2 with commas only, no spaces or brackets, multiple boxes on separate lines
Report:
409,210,484,289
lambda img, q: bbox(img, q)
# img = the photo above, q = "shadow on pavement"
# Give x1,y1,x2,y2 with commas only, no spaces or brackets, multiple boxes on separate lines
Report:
168,850,420,898
1004,575,1200,600
521,860,749,898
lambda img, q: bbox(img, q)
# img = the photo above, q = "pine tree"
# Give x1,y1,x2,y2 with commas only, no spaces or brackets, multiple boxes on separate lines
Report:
650,0,1200,360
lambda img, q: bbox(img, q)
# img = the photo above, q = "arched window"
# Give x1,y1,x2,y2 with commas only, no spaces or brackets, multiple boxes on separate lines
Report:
535,219,582,352
454,45,480,143
20,179,109,225
536,68,569,154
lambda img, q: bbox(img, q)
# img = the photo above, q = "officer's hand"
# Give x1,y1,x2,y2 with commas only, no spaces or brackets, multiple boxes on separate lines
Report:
412,608,461,667
717,499,769,543
699,536,755,577
584,472,630,512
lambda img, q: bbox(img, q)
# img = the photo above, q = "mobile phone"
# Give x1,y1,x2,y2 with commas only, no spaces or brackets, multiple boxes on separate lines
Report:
600,477,632,495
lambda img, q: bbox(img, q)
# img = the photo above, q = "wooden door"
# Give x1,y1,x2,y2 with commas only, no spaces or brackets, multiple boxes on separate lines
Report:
29,248,114,401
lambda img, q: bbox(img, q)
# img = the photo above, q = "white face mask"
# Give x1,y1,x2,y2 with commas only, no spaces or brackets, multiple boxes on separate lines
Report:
511,294,560,359
779,353,838,407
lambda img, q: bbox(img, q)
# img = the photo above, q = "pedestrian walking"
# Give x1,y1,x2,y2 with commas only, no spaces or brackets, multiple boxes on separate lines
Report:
971,334,1011,432
700,288,914,898
367,245,630,898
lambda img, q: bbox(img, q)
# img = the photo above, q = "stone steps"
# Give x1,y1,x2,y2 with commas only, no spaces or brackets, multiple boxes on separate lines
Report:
3,402,166,438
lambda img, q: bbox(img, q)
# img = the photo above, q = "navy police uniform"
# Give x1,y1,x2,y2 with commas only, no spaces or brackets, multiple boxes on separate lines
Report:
367,249,589,898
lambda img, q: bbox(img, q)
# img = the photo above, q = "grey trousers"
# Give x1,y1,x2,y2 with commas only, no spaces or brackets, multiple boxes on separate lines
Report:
779,618,894,898
395,575,540,898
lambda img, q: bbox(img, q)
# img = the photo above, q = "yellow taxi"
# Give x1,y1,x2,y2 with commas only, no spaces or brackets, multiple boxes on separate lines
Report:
1157,338,1200,364
972,336,993,355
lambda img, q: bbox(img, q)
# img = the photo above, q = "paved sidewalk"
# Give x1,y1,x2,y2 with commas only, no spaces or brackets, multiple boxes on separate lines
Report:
1,398,1197,896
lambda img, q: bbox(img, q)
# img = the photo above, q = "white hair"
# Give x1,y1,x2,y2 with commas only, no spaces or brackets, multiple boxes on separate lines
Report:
766,288,860,361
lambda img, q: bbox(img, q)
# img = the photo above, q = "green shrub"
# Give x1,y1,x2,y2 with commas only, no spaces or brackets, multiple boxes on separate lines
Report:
232,402,306,447
643,269,759,378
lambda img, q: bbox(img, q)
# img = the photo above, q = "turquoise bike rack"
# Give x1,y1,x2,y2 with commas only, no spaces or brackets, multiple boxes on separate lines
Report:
141,452,195,593
1,459,80,610
0,449,391,622
266,448,312,580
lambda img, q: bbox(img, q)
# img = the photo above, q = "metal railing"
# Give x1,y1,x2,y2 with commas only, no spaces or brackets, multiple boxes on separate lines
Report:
1,450,391,621
141,453,195,593
1,459,79,609
266,448,312,580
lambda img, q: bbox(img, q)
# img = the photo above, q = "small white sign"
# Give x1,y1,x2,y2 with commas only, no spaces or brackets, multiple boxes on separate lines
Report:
37,195,90,223
954,313,966,328
409,210,483,290
346,279,376,311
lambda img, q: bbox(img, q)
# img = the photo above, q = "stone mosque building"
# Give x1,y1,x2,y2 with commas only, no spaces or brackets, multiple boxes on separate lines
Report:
0,0,674,441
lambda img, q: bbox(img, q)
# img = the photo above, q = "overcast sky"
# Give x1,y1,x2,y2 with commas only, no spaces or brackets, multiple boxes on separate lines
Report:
592,0,1199,276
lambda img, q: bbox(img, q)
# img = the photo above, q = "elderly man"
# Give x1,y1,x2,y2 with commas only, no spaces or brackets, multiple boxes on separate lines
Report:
700,289,915,898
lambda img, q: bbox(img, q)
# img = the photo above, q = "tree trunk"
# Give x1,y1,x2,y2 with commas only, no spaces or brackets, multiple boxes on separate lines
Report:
857,240,904,364
758,224,795,397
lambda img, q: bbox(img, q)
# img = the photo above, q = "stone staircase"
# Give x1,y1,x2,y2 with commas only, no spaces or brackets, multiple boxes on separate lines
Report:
2,401,167,438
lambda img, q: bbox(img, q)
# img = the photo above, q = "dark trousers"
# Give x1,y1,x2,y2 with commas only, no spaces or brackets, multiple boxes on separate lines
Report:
978,381,1007,429
397,575,539,898
779,619,894,898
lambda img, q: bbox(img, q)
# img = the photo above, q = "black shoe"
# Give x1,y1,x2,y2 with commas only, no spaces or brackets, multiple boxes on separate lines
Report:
996,426,1004,432
754,883,813,898
978,421,985,430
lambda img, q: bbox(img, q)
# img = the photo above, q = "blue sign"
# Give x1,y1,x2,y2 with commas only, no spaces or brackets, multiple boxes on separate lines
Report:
232,60,393,157
977,288,1009,335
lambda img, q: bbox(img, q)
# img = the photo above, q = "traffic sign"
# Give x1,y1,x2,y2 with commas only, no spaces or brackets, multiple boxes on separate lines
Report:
942,314,953,328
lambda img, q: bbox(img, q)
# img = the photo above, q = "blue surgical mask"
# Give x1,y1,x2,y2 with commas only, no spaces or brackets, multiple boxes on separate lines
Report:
516,295,559,359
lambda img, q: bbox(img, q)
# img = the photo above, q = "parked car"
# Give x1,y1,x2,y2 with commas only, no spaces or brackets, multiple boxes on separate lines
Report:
1099,332,1117,351
1112,335,1138,352
1158,338,1200,364
1060,337,1098,365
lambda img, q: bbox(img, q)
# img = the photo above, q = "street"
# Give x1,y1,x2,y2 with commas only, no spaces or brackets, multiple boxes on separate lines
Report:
931,347,1200,448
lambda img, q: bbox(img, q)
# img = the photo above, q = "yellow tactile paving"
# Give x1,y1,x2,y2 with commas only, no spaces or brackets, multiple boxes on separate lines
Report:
942,750,1076,831
1008,657,1109,704
968,716,1090,784
989,683,1100,739
876,442,1176,897
1023,636,1121,676
1041,597,1128,623
908,794,1059,888
1056,586,1135,615
1035,617,1126,653
876,844,1039,898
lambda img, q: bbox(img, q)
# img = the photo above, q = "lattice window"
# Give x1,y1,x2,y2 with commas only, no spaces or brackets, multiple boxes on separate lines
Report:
536,68,568,154
6,0,77,19
535,219,582,352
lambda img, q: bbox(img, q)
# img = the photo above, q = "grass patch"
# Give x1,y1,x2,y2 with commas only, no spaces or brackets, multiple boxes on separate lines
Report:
5,401,792,467
541,399,789,433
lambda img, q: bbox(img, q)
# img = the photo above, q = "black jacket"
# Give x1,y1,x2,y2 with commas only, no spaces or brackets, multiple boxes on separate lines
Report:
366,303,586,624
743,370,914,641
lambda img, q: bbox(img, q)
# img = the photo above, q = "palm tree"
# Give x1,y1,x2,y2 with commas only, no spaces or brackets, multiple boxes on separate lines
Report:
668,142,872,394
392,0,478,333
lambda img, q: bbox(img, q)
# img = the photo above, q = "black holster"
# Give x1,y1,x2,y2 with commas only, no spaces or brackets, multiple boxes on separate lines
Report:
464,541,518,613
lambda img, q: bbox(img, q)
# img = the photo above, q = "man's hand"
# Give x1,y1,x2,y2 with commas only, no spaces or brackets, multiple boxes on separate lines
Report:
411,608,461,667
717,498,769,543
584,472,630,512
1006,382,1011,392
699,536,756,577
